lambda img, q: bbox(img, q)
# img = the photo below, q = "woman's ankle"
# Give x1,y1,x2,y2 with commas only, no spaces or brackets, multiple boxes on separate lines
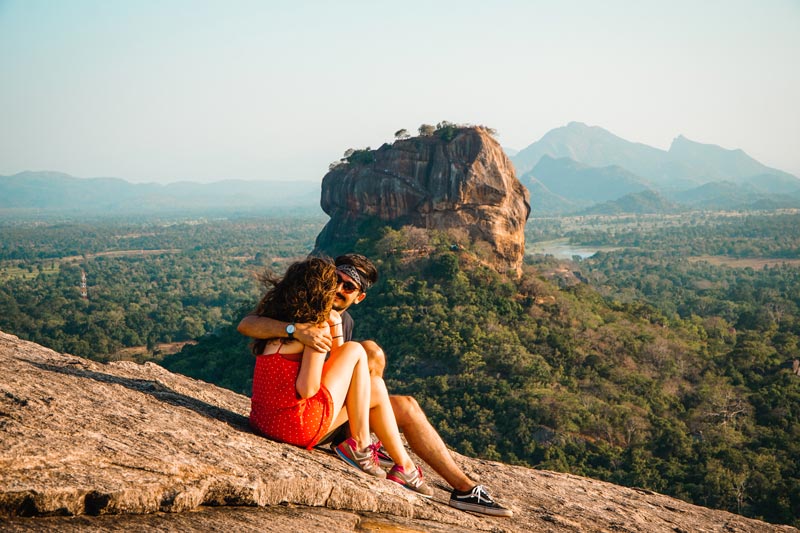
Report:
396,460,415,472
352,434,371,451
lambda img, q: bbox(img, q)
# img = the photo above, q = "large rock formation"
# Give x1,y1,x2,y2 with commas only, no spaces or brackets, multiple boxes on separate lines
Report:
315,126,531,272
0,330,795,532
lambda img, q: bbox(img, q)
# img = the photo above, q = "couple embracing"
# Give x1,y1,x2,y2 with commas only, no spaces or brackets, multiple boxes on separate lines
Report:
239,254,511,517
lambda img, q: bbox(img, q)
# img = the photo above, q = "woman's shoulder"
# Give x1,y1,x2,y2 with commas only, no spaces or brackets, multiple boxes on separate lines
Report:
260,339,304,356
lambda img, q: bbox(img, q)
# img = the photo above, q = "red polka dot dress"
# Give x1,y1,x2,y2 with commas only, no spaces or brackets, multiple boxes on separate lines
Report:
249,345,334,449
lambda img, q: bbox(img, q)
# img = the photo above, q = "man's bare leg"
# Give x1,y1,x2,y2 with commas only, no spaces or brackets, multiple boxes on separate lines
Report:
390,395,474,491
361,340,474,492
362,340,386,377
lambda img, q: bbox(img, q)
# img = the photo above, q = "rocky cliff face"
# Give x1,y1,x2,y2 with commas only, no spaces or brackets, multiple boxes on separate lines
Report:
0,330,795,533
315,127,531,272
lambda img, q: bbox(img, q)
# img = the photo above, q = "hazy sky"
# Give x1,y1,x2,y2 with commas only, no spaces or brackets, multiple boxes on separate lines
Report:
1,0,798,183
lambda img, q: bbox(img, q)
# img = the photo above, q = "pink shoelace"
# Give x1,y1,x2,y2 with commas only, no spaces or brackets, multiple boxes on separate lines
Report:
367,439,383,466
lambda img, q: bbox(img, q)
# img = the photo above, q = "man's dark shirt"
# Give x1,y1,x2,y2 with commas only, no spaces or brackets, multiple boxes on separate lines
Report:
342,310,354,342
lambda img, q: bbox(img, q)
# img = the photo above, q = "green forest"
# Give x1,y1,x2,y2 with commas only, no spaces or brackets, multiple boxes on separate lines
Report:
0,214,324,359
2,210,799,527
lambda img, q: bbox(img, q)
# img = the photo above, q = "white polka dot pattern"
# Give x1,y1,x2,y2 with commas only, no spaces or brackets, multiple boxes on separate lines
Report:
249,354,333,449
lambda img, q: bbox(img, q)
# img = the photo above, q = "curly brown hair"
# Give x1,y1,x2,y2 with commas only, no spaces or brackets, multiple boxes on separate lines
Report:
250,256,337,356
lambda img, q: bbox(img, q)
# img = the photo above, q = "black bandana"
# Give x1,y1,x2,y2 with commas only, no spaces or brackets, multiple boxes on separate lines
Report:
336,264,371,291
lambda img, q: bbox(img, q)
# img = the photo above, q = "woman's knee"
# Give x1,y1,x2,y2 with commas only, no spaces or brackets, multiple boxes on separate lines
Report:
322,342,368,404
326,341,366,373
360,340,386,377
340,340,367,361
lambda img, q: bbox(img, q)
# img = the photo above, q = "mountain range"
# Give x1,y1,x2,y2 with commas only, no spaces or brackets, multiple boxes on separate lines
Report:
0,171,322,214
3,122,799,216
511,122,800,215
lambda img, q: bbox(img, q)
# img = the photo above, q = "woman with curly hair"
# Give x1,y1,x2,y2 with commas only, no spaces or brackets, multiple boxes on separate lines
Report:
248,256,420,482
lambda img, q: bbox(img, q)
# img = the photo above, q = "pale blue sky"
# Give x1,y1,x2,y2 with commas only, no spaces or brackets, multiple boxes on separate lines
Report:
1,0,798,183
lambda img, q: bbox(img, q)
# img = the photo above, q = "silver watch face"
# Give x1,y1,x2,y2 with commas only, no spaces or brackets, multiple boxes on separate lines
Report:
286,324,296,335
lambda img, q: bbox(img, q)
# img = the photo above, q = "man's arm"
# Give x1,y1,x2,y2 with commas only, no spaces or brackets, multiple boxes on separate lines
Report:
237,314,333,353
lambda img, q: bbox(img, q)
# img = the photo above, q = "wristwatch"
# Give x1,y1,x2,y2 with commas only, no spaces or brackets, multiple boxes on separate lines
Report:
285,323,296,340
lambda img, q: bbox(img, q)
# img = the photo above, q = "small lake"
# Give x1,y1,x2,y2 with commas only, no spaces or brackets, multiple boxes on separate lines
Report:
527,239,619,259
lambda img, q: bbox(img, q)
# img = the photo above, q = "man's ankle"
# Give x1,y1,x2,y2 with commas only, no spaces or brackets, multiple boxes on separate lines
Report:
452,482,476,493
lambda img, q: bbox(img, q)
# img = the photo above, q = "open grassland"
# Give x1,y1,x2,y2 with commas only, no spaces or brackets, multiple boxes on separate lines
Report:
688,255,800,268
59,248,182,262
110,341,197,363
0,249,182,281
0,263,60,281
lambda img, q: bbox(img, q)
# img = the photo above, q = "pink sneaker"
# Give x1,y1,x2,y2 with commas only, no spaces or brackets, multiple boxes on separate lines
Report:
334,437,387,478
369,435,394,468
387,464,434,497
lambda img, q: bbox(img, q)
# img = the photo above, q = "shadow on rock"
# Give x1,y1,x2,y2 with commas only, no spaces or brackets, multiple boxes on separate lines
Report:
22,358,251,432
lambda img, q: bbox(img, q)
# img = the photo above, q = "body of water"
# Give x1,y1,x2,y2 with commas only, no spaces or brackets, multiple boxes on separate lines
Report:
528,239,619,259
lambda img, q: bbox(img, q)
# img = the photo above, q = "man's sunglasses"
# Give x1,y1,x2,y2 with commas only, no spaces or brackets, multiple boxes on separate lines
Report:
336,274,360,294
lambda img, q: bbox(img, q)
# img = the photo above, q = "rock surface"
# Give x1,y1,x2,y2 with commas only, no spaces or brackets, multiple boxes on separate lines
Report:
315,127,531,272
0,330,795,532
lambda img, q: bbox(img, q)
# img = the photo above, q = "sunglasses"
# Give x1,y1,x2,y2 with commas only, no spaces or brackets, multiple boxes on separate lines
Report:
336,274,360,294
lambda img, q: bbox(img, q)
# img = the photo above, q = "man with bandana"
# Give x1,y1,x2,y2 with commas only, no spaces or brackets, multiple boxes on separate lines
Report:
238,253,512,517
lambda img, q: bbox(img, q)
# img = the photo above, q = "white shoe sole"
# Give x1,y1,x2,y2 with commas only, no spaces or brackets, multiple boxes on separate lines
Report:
448,500,513,517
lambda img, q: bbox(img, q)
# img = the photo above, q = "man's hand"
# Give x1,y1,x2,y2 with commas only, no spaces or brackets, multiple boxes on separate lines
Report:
295,322,332,353
237,314,335,352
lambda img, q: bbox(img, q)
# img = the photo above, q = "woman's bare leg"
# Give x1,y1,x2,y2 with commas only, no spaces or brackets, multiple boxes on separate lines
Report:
369,375,414,470
320,341,371,448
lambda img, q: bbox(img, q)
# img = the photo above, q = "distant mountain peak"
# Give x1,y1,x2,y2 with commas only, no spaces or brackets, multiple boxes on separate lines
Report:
664,135,792,182
669,134,720,151
512,122,666,179
552,121,617,138
527,154,652,211
513,123,797,193
580,189,679,215
669,135,746,157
